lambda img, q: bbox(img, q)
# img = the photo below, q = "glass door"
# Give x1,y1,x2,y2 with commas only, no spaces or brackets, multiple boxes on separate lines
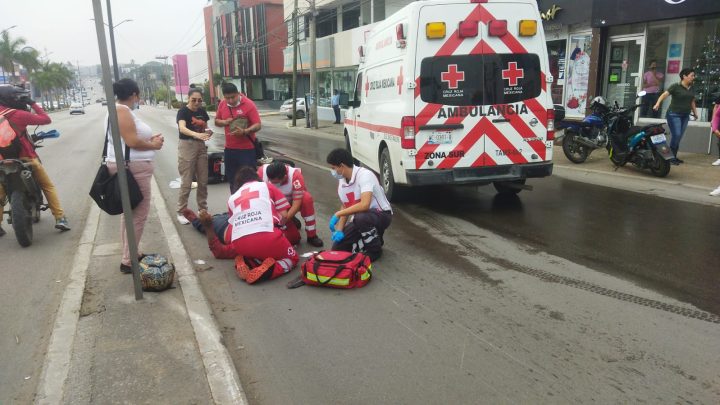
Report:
604,36,644,108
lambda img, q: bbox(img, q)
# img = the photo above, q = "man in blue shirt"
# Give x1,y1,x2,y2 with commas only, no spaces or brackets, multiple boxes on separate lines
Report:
331,89,341,124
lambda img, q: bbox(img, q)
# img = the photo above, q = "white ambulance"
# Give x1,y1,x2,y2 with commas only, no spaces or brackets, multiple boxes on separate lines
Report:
344,0,555,200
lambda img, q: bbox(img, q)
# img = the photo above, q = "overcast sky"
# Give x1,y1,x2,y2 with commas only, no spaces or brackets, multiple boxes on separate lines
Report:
1,0,210,67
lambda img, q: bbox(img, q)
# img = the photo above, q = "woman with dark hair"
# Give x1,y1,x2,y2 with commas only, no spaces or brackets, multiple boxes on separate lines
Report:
176,88,211,224
106,78,164,273
641,60,664,118
653,68,699,164
198,167,298,284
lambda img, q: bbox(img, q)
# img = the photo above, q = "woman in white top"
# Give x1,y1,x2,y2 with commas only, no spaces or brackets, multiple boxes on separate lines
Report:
106,78,164,273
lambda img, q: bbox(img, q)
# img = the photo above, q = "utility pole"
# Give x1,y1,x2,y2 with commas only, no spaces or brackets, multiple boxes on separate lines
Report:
309,0,318,129
77,60,85,106
291,0,298,127
156,56,171,109
106,0,120,81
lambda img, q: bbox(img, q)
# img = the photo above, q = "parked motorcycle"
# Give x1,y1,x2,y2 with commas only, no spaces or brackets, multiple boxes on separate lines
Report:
557,99,611,163
0,129,60,247
605,103,673,177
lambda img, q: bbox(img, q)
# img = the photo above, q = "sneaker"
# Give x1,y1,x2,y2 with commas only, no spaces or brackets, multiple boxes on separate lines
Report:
120,263,132,274
0,225,5,237
710,186,720,196
181,208,198,223
712,159,720,166
257,156,274,165
675,158,684,164
55,217,71,231
177,214,190,225
235,256,249,280
245,258,276,284
307,235,324,247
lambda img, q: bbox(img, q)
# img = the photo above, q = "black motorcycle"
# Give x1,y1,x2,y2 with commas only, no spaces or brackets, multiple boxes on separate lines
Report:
605,104,673,177
0,129,60,246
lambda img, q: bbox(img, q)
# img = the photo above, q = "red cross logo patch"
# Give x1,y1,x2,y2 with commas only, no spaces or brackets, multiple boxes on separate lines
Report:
441,64,465,89
397,66,404,95
234,188,260,211
502,62,524,87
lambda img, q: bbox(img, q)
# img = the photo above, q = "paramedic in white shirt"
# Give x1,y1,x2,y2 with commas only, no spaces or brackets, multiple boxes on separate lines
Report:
326,148,392,261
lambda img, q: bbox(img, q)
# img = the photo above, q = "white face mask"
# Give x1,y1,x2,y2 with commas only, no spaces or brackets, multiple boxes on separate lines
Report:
227,96,242,108
330,169,344,180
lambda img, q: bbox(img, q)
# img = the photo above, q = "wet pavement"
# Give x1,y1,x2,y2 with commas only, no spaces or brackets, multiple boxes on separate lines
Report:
259,117,720,315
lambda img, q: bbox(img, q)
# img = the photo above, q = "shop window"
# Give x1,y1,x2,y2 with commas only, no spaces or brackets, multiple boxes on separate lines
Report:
265,78,291,101
246,78,264,100
546,40,567,105
343,7,360,31
374,0,385,22
317,71,333,107
333,69,357,107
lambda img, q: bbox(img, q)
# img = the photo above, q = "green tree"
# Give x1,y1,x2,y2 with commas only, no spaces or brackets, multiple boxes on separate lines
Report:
0,31,40,83
31,62,74,110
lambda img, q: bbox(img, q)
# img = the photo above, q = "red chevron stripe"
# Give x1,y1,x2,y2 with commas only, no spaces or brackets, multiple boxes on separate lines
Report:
436,118,488,169
484,121,528,164
497,105,546,160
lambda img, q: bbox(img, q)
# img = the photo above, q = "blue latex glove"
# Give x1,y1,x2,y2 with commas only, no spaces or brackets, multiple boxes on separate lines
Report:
331,230,345,243
329,215,339,232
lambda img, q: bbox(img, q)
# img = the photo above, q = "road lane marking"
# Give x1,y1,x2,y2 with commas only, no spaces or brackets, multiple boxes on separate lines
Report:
150,179,248,405
35,204,101,405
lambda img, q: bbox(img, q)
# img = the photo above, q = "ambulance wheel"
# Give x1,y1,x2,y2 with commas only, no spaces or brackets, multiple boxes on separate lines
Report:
380,148,402,201
493,179,525,195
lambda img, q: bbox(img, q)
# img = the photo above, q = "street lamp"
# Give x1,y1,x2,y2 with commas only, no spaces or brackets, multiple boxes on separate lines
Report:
89,3,133,81
155,56,171,109
0,25,17,35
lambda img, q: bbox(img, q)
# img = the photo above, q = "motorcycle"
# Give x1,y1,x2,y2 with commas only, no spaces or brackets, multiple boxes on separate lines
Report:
556,100,611,163
605,103,674,177
0,129,60,247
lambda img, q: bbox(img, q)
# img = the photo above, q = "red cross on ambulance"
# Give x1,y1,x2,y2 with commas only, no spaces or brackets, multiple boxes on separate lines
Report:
502,62,524,87
441,64,464,89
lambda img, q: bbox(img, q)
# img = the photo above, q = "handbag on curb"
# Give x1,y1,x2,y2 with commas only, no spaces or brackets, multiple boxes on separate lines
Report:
301,251,372,289
89,121,143,215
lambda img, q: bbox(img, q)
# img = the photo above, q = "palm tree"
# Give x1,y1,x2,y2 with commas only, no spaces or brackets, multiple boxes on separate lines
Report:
31,62,74,110
0,31,39,84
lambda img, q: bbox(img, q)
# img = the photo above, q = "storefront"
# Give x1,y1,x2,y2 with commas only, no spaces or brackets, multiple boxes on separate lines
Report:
593,0,720,153
538,0,595,118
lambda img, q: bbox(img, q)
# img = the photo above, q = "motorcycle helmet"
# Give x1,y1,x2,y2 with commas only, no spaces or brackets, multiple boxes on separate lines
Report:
591,96,606,106
0,85,31,110
138,254,175,292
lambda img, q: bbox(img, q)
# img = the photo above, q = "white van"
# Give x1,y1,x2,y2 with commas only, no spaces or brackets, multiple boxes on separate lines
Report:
344,0,555,200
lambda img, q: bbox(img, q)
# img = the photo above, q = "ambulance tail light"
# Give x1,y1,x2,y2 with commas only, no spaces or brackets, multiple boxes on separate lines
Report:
547,109,555,141
401,116,416,149
488,20,508,37
519,20,538,36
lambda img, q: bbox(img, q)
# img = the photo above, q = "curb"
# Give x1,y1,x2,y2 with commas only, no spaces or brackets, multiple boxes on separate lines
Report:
35,204,101,404
150,180,247,405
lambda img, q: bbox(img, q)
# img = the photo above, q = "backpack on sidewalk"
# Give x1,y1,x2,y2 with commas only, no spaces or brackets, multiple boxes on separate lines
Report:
301,251,372,289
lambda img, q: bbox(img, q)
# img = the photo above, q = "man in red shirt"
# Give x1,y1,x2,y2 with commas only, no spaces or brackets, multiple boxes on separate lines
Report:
214,83,261,192
0,85,70,236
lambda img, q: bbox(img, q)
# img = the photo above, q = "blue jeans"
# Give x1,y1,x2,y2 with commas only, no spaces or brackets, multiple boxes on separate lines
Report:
224,148,256,193
666,112,689,157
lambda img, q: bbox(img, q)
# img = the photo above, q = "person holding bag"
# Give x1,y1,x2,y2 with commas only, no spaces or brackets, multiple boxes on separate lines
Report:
105,78,164,273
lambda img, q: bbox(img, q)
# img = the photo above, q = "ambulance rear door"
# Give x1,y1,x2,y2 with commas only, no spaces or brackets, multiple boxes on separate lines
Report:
480,1,551,168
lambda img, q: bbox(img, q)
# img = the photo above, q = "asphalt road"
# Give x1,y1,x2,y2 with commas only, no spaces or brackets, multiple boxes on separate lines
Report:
0,105,103,404
134,107,719,404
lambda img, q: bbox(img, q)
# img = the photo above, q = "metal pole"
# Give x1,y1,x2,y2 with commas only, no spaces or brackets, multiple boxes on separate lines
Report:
166,58,171,109
309,0,318,129
291,0,298,127
77,60,85,107
106,0,120,81
92,0,143,300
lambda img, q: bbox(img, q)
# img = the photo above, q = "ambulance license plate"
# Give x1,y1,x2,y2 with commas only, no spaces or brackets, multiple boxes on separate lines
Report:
429,132,452,144
651,134,667,144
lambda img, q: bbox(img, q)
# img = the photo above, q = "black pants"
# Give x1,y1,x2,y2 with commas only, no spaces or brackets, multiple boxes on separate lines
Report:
332,105,341,123
332,210,392,259
641,93,660,118
224,148,256,193
192,213,230,244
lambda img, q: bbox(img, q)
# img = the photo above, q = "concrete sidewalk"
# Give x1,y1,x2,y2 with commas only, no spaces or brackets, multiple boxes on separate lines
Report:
260,114,720,197
38,180,245,404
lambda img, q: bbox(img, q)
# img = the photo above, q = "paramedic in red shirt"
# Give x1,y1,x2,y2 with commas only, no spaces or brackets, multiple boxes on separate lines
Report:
0,85,70,237
326,148,392,261
214,82,261,192
199,167,299,284
258,161,324,247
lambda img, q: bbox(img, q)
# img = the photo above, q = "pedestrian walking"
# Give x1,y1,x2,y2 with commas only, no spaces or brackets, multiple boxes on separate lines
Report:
331,89,341,124
175,88,211,225
653,68,699,164
106,78,164,273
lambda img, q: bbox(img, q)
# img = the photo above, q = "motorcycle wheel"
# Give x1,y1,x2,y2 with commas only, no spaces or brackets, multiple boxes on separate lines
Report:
562,131,589,163
493,179,526,195
10,190,33,247
649,150,671,177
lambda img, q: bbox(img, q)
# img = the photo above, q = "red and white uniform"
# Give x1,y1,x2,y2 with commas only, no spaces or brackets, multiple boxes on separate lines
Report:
208,181,298,278
258,164,319,238
338,166,392,212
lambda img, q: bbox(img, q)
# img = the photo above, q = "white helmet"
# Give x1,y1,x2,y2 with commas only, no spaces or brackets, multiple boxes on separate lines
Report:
591,96,606,106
